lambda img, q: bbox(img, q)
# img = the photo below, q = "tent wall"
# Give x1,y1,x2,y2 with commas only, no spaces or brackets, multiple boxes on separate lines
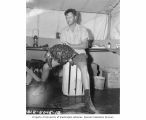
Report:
26,8,108,40
111,13,120,40
110,3,120,40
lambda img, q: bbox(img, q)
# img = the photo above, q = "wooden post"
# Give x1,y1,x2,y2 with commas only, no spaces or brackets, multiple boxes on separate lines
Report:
107,12,112,43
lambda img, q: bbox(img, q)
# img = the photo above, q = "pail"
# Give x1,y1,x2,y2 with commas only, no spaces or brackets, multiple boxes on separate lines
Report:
94,76,105,90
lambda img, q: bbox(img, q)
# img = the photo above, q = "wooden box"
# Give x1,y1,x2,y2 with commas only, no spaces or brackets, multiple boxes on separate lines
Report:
102,68,120,88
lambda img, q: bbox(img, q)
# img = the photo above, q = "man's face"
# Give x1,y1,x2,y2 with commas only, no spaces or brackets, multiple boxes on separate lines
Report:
65,12,76,26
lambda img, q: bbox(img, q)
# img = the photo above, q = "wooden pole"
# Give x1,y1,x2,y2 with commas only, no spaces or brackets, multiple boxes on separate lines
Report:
107,12,112,42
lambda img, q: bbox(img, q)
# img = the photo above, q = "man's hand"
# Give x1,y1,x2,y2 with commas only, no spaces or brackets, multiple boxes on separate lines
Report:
51,59,60,67
65,42,72,46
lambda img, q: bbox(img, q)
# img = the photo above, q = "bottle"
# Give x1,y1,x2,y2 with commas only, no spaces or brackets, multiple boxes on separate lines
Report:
107,42,111,49
33,35,38,47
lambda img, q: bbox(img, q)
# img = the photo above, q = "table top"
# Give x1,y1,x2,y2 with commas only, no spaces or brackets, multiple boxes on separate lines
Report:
26,46,120,54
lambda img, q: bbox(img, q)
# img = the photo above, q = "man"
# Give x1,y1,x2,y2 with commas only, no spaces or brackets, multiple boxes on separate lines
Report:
42,9,98,114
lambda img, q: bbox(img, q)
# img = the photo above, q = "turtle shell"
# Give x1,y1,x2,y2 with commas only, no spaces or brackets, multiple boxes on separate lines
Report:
49,44,78,64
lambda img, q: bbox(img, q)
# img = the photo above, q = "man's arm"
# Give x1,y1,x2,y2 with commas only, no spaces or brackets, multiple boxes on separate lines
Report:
66,38,88,50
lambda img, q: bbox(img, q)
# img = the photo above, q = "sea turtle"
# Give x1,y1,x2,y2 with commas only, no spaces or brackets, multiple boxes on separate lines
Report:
45,44,78,66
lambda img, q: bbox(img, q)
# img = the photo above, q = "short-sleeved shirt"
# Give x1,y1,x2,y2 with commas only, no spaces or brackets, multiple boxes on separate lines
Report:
60,24,89,54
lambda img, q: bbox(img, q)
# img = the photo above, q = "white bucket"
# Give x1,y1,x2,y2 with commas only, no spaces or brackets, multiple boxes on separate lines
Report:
94,76,105,90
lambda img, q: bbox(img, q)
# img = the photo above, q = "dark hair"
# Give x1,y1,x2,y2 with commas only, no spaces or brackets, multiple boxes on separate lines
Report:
64,9,77,16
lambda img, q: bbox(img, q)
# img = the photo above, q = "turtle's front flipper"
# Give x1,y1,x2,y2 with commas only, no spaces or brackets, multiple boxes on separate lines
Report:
45,51,53,69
